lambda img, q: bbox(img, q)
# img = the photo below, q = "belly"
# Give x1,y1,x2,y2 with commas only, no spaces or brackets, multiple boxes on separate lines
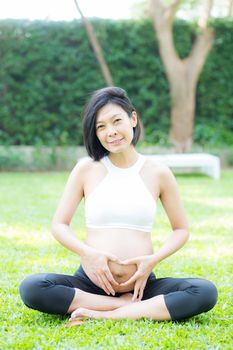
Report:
107,260,137,292
84,228,153,293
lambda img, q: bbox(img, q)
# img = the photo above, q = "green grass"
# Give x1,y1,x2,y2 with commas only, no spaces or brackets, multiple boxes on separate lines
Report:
0,170,233,349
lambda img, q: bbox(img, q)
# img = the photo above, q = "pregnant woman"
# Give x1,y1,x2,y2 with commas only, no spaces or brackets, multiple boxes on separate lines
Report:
19,87,218,324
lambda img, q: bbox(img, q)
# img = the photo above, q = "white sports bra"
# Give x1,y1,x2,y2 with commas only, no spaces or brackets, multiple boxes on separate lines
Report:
84,154,157,232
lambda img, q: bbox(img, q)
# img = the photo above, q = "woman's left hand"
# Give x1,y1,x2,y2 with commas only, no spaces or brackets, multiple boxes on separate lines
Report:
119,255,157,301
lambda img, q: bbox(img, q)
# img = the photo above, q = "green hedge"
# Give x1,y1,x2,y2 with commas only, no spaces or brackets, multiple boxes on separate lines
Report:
0,18,232,146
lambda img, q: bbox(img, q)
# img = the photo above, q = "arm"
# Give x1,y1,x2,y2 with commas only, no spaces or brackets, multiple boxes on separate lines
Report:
121,164,190,300
51,159,120,295
152,164,190,265
51,159,89,255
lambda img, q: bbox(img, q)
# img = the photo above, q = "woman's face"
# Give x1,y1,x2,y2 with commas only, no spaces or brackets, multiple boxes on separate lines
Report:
96,102,137,153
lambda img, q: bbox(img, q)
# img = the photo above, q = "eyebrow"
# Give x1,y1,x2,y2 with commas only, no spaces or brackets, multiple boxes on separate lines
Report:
96,113,122,125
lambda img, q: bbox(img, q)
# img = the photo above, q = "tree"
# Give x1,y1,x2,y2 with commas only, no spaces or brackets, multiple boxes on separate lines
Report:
73,0,113,86
227,0,233,16
73,1,148,138
149,0,214,152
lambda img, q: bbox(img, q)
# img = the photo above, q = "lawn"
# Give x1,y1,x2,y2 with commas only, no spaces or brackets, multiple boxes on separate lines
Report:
0,170,232,349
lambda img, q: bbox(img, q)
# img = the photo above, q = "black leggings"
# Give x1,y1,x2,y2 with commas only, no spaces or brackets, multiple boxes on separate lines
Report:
19,265,218,321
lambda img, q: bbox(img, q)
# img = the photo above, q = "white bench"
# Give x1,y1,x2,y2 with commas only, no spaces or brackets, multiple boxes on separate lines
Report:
146,153,220,180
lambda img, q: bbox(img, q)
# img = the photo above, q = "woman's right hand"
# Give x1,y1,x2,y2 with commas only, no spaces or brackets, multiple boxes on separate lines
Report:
80,246,121,295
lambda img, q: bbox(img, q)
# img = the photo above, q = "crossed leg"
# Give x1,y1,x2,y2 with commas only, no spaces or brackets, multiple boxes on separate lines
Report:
69,276,218,323
69,293,171,321
67,288,136,313
67,269,171,321
19,268,217,322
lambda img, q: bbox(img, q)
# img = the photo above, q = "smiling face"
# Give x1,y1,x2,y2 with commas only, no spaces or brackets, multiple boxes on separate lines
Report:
95,103,137,154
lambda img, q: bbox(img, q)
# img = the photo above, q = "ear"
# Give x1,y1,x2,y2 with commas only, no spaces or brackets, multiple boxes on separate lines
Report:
130,111,137,128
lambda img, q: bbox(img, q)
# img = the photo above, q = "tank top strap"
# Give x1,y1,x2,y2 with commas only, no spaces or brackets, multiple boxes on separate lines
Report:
133,154,147,173
100,156,112,172
100,154,146,174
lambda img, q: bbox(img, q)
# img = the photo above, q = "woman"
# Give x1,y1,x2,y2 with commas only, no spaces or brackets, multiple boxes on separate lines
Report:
19,87,218,324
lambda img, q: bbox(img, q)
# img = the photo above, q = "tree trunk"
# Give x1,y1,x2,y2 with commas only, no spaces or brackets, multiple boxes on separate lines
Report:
73,0,113,86
169,65,196,152
227,0,233,16
150,0,214,152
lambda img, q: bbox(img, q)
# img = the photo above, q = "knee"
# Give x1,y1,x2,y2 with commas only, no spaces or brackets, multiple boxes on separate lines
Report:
198,279,218,312
19,273,50,309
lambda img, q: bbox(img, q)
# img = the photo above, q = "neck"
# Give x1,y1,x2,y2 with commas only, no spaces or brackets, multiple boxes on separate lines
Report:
108,147,139,168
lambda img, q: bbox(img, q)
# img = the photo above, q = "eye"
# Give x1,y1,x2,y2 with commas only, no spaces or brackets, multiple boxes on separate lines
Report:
96,125,104,130
114,118,121,123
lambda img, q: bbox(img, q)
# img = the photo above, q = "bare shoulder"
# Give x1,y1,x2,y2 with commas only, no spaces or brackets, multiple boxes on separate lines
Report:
51,157,98,226
72,156,105,181
143,157,176,195
144,157,172,178
73,157,96,174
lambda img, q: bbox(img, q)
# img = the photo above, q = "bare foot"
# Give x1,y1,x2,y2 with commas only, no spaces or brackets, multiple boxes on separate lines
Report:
65,307,89,327
69,307,107,321
67,293,135,326
65,319,85,327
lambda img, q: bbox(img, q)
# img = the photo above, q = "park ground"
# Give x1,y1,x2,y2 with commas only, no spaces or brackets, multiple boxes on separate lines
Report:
0,170,232,349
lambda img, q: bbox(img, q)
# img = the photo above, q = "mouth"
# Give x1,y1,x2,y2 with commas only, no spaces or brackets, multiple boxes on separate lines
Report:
108,138,124,145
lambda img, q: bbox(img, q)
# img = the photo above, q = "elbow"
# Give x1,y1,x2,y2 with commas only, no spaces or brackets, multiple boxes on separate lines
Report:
51,222,63,238
180,221,190,242
51,221,69,237
174,227,190,243
51,222,58,238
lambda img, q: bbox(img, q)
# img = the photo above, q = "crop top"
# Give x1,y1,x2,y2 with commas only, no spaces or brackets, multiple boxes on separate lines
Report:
84,154,157,232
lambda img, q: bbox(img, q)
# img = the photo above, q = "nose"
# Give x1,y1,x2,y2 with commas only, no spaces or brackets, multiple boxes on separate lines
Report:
107,125,117,137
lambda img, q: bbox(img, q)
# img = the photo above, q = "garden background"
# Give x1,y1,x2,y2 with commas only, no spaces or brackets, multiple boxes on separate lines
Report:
0,17,233,170
0,1,233,349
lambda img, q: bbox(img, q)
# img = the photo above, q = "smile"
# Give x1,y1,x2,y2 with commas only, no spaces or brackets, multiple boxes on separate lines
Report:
108,138,124,145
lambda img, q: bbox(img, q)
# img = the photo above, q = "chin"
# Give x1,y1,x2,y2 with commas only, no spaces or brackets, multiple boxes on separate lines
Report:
109,146,127,154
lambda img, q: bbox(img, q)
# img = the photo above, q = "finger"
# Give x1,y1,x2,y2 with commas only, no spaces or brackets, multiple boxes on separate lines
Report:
96,275,110,295
138,281,147,301
99,272,116,295
120,258,137,265
101,273,116,296
105,269,119,286
120,271,141,286
132,281,140,301
107,254,122,265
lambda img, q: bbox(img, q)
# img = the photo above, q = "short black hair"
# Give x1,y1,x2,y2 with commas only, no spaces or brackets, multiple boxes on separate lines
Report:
82,86,141,161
